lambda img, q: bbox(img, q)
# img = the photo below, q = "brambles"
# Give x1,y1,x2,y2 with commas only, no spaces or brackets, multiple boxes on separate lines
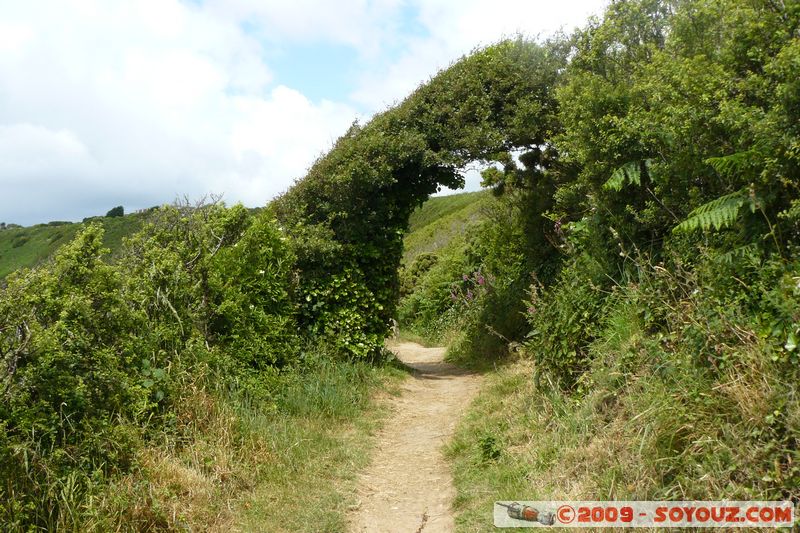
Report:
0,202,301,528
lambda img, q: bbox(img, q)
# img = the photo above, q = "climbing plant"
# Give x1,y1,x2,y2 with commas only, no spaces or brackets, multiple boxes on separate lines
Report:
272,38,568,358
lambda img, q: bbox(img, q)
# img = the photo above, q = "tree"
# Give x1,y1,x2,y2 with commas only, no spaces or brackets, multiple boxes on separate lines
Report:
106,205,124,218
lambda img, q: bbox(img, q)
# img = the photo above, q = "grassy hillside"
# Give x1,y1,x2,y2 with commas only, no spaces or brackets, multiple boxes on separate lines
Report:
403,190,490,265
0,214,146,278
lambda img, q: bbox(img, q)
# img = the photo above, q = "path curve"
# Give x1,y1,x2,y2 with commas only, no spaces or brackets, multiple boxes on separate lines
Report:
348,342,482,533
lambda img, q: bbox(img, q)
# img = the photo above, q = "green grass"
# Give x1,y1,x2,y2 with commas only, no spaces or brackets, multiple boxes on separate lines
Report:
23,349,408,532
403,190,491,265
445,297,800,532
0,214,145,278
227,354,408,533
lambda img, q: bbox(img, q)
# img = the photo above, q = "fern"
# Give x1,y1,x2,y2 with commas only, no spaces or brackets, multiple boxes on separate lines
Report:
673,189,756,233
705,149,757,178
715,242,760,265
603,160,652,191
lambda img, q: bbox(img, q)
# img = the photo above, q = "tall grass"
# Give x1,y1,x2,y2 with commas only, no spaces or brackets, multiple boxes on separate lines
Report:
446,273,799,531
1,344,404,533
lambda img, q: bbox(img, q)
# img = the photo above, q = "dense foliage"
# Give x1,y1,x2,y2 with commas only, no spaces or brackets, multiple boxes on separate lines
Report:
2,0,799,527
401,0,800,506
0,203,299,528
272,38,568,359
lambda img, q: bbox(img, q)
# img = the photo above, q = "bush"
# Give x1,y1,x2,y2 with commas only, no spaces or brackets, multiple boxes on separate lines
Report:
523,253,610,388
0,202,301,528
105,206,124,218
10,234,28,248
273,39,568,356
0,226,148,527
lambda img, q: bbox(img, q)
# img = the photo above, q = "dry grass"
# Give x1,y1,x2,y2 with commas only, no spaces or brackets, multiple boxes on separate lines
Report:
445,317,798,532
66,356,407,533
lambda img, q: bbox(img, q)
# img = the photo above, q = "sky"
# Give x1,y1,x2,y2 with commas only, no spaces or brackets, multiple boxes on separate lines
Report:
0,0,608,226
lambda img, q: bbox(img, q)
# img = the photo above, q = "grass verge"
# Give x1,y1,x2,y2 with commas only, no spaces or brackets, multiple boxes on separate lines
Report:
445,305,799,532
17,350,407,532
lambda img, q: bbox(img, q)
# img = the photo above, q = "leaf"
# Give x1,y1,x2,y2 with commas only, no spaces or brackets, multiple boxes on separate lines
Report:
704,150,757,178
603,159,653,191
672,189,753,233
785,331,797,352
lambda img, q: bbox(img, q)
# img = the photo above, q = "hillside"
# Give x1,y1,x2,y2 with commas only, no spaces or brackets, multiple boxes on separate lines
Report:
0,214,145,278
403,190,490,265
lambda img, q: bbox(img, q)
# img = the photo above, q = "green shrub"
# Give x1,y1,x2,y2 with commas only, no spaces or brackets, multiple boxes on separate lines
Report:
0,225,148,527
0,202,302,528
273,38,568,355
10,234,28,248
105,206,124,218
399,252,438,297
523,253,610,389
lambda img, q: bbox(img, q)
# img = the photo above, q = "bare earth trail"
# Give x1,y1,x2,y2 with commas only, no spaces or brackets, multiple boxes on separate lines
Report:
348,342,483,533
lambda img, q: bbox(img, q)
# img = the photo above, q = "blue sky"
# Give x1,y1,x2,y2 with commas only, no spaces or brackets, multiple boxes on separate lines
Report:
0,0,607,226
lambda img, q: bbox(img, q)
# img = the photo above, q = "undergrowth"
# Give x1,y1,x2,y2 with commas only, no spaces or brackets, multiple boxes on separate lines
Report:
1,343,403,532
446,252,800,531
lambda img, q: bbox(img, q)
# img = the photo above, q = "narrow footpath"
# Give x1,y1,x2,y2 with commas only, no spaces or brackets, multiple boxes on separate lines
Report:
348,342,483,533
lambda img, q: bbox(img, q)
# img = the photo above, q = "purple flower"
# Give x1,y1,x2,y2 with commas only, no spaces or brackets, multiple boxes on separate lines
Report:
477,274,485,286
527,306,536,315
466,290,474,300
462,274,469,281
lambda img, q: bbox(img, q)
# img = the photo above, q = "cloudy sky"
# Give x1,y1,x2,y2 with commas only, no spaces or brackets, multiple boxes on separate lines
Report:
0,0,607,226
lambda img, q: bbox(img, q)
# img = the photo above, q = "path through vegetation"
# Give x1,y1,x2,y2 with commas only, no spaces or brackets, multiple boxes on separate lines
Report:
348,342,482,533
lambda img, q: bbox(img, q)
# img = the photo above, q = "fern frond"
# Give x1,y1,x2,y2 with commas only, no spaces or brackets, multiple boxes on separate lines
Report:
673,189,751,233
715,243,759,264
603,160,651,191
704,150,757,178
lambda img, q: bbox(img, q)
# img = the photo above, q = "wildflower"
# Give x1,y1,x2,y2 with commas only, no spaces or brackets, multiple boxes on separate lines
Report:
476,274,485,286
466,289,473,300
462,274,469,281
527,306,536,315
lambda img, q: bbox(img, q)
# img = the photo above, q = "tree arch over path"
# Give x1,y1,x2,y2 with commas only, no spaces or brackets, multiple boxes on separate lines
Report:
272,38,565,357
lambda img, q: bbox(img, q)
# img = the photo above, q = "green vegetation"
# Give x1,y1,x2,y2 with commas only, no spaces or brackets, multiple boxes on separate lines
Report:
105,206,124,218
0,202,405,531
2,0,799,529
273,38,565,359
398,0,800,527
0,212,146,278
403,191,490,264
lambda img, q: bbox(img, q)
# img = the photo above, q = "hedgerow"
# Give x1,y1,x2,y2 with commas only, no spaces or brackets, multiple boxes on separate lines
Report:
0,203,298,528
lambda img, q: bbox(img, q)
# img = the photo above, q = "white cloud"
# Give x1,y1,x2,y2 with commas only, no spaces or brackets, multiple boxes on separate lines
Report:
231,86,356,174
0,0,608,225
203,0,405,55
352,0,607,110
0,0,357,225
0,124,92,180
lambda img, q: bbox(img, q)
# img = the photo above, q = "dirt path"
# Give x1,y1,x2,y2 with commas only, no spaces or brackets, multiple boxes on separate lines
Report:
348,342,482,533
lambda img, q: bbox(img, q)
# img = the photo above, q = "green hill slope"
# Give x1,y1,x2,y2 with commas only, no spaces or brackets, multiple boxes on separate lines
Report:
403,190,490,265
0,214,146,278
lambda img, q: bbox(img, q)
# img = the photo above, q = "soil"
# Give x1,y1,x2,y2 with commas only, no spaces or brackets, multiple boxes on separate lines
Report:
348,342,483,533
